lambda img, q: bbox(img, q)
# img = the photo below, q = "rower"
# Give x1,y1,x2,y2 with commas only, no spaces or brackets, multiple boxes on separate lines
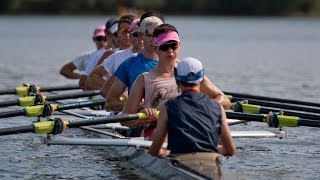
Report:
77,17,119,89
149,57,236,180
121,24,231,139
84,14,136,90
59,24,108,80
105,13,164,113
99,18,143,98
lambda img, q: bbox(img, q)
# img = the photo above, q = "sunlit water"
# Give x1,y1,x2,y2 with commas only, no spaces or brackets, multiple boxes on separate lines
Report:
0,15,320,179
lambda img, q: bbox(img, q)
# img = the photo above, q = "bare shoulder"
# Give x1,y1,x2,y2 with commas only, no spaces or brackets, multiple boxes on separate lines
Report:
135,74,146,85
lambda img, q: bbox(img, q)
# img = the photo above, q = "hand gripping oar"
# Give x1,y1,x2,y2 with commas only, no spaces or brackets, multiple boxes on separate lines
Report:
0,90,100,107
0,84,80,96
225,91,320,107
0,99,105,119
226,111,320,128
228,96,320,114
0,112,153,136
231,101,320,121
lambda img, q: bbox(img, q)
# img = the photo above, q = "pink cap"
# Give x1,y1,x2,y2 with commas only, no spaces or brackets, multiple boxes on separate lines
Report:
154,31,180,46
93,25,106,38
129,19,140,32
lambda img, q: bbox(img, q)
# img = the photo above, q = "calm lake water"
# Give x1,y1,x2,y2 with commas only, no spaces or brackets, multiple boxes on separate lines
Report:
0,15,320,179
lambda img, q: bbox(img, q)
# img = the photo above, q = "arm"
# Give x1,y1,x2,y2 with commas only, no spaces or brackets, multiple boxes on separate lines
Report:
149,103,168,156
100,75,115,98
121,75,145,127
105,77,127,112
78,75,87,90
84,65,107,90
200,76,231,109
60,62,81,79
217,106,236,156
97,50,114,65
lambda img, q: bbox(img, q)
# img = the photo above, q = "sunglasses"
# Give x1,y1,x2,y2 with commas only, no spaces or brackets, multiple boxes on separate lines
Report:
119,27,130,34
130,31,140,38
159,42,179,52
95,36,107,41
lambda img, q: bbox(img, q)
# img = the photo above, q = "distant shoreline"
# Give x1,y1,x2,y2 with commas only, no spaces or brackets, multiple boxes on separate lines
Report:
1,0,320,17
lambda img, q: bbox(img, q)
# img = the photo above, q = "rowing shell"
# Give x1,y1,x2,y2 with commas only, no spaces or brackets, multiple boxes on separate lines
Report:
40,106,287,179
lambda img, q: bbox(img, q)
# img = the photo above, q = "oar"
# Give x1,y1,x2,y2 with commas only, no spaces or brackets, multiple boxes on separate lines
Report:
226,111,320,128
0,84,80,96
0,99,105,119
0,112,151,136
229,97,320,114
0,90,100,107
225,91,320,107
231,101,320,121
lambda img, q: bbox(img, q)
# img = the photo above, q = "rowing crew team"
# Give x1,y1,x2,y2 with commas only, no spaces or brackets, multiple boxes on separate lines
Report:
60,10,235,179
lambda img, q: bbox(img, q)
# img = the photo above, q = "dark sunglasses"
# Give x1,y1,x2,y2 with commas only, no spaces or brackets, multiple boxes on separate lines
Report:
159,42,179,52
130,31,140,38
95,36,107,41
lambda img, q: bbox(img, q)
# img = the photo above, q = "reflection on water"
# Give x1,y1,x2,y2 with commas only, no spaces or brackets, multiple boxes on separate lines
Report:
0,15,320,179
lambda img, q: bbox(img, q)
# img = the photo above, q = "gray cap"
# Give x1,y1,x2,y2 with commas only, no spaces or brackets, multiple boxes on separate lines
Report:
139,16,163,35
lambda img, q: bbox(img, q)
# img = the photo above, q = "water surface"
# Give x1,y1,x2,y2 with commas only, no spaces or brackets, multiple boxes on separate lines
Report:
0,15,320,179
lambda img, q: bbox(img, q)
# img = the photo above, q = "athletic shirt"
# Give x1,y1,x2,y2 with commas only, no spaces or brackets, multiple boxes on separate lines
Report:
102,48,137,76
72,51,95,71
114,53,158,94
143,72,180,138
83,48,113,76
165,91,222,153
143,72,180,108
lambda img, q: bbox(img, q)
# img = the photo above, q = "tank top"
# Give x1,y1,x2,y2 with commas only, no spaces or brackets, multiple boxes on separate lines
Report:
143,71,180,138
165,91,222,153
143,72,180,108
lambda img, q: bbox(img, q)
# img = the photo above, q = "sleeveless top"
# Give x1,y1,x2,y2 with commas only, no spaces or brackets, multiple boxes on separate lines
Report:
165,91,222,153
143,72,180,108
143,71,180,138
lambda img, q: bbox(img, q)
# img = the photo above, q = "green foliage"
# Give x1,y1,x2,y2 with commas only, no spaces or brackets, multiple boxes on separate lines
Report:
0,0,318,16
0,0,20,12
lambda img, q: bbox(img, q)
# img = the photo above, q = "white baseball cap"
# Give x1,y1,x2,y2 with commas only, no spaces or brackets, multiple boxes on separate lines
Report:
140,16,163,35
175,57,204,84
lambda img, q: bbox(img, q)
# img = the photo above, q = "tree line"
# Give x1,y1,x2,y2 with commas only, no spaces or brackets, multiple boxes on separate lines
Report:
1,0,319,16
